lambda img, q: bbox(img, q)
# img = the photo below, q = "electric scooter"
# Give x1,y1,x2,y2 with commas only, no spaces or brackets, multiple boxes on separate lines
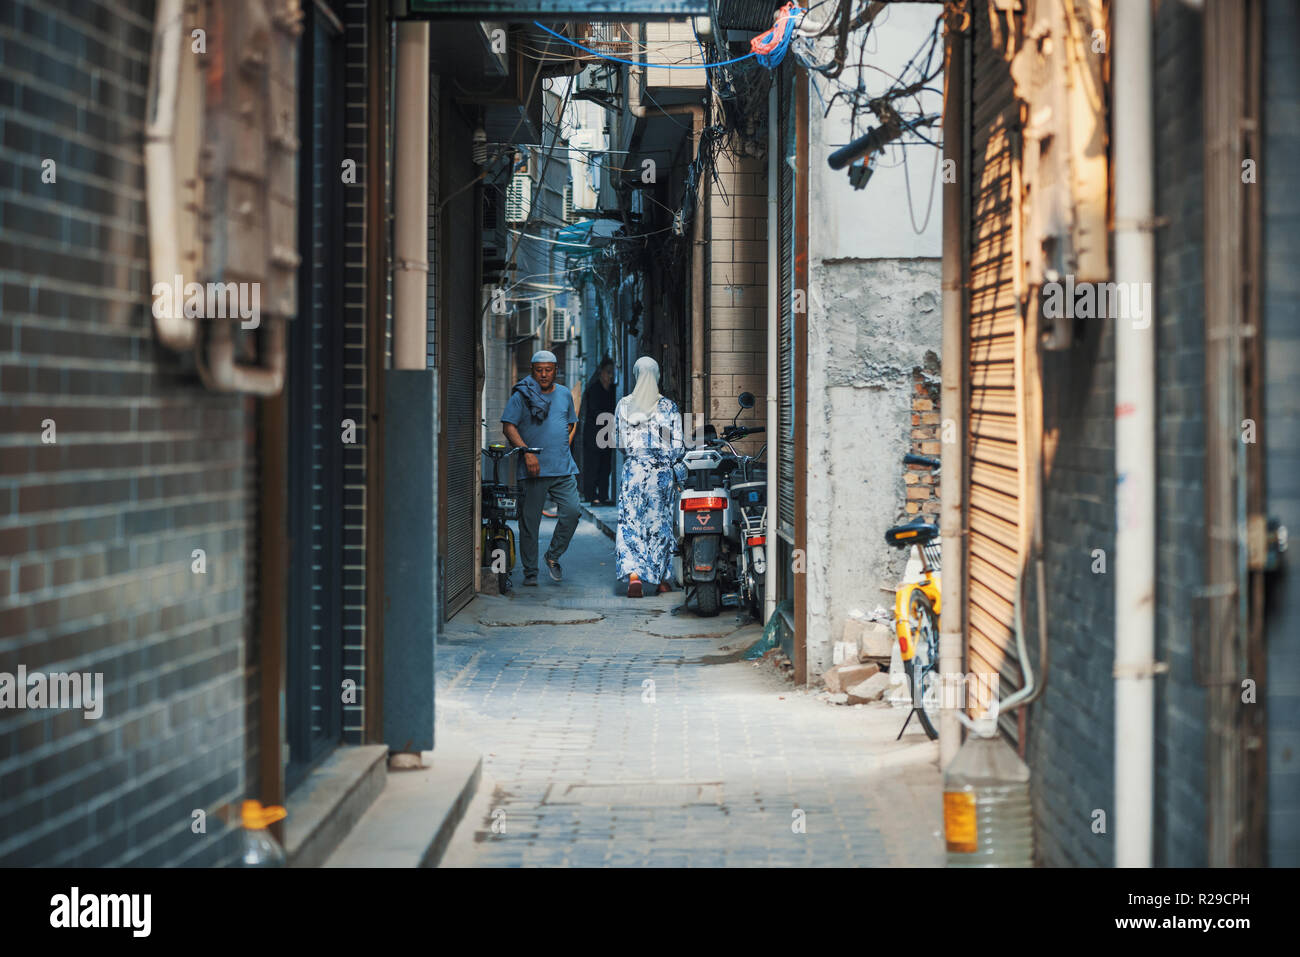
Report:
675,393,766,617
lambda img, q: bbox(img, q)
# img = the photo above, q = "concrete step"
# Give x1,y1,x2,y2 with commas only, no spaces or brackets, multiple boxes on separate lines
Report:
284,744,388,868
322,740,482,868
580,503,617,540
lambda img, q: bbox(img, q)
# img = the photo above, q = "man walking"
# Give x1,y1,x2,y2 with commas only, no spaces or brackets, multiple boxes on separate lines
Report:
580,356,617,505
501,351,581,586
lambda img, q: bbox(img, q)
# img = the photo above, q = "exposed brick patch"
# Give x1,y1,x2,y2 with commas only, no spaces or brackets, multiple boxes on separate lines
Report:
904,357,942,519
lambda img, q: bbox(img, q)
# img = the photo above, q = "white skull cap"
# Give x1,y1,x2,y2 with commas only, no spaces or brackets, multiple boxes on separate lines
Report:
531,350,558,364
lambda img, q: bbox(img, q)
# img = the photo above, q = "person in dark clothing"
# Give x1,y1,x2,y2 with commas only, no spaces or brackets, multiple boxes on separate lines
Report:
580,357,617,505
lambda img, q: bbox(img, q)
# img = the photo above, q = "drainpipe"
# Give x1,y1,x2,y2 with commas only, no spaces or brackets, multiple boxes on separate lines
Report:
393,21,430,371
196,319,286,395
765,79,779,627
629,25,706,418
1112,0,1157,868
144,0,198,352
938,13,966,769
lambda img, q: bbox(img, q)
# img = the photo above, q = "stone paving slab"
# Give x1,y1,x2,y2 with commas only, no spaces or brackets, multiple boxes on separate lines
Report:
476,605,606,628
438,517,943,867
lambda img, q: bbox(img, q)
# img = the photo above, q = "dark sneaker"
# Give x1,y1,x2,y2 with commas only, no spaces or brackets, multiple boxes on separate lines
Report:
545,558,563,582
523,575,539,587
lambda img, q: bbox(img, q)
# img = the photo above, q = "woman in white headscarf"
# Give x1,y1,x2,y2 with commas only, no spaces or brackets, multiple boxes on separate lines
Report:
614,356,683,597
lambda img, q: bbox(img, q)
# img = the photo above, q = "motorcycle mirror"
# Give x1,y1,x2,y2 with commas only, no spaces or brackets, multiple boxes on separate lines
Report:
738,392,755,409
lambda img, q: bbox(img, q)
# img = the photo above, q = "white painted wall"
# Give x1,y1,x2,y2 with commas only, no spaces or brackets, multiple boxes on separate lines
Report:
805,260,942,680
802,3,945,682
808,2,944,262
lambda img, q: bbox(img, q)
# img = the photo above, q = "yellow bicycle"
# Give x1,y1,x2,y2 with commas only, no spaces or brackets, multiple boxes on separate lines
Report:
885,453,942,740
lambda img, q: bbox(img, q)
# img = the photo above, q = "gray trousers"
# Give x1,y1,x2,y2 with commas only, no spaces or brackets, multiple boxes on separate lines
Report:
517,473,581,578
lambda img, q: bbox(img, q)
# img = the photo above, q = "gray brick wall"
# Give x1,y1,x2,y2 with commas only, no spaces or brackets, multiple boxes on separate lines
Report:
1026,319,1117,868
1262,0,1300,866
0,0,251,865
1151,0,1208,868
1022,0,1211,868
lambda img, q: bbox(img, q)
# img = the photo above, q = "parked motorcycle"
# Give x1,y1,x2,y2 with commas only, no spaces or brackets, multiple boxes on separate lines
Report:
675,393,767,617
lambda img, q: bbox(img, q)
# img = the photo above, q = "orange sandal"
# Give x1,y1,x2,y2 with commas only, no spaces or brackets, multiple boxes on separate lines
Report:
627,574,643,598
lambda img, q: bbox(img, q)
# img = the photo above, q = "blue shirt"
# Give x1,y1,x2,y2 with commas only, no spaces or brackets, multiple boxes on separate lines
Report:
501,381,579,480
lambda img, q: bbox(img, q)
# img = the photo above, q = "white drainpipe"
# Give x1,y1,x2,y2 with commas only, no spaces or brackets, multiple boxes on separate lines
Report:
393,21,430,371
765,80,779,627
144,0,197,352
1112,0,1157,868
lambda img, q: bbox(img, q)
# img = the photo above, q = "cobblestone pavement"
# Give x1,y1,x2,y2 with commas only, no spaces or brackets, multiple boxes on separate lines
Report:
438,517,943,867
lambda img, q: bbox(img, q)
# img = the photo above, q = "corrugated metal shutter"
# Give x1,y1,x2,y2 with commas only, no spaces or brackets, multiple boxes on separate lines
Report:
443,327,477,616
439,102,477,619
428,75,440,368
777,61,796,540
966,0,1023,739
716,0,780,32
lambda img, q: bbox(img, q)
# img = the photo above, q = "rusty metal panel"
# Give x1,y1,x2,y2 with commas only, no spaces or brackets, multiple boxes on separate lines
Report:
202,0,302,320
1010,0,1109,293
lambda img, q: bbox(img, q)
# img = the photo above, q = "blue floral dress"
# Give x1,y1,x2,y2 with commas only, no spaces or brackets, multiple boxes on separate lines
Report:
615,395,683,585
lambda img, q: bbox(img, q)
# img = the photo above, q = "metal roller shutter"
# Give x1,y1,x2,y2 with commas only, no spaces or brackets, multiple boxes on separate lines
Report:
966,0,1024,739
439,92,478,620
777,61,796,541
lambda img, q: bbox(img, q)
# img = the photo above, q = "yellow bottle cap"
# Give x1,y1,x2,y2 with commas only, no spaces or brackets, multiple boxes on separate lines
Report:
241,800,288,830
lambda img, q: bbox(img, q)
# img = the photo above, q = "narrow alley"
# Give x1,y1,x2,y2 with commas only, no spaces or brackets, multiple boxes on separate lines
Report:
2,0,1299,921
438,515,941,867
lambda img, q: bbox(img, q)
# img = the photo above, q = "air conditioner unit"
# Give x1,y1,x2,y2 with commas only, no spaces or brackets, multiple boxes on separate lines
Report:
550,308,569,343
505,173,532,223
512,304,532,339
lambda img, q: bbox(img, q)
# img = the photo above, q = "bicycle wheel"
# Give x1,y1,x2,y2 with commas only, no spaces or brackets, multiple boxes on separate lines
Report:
903,590,940,740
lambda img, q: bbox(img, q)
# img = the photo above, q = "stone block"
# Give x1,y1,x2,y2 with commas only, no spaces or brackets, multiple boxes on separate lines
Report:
846,672,892,704
843,618,895,659
822,661,879,694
